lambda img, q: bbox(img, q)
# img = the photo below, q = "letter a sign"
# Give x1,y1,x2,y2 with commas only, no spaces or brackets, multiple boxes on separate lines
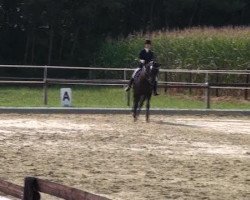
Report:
60,88,72,107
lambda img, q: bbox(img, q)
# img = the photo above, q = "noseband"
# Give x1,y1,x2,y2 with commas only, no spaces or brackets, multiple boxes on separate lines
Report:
144,62,159,84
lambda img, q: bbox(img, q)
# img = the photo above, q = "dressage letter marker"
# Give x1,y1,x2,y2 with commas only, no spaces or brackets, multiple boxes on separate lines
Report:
60,88,72,107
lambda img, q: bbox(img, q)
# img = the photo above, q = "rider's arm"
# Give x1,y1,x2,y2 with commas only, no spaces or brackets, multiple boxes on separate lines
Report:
139,50,145,66
150,51,155,62
139,50,145,60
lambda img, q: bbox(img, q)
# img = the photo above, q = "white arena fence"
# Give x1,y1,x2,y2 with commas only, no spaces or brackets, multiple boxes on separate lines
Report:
0,65,249,108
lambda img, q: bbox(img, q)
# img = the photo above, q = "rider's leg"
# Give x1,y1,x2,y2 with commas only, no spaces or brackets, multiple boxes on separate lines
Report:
125,68,140,91
125,78,134,91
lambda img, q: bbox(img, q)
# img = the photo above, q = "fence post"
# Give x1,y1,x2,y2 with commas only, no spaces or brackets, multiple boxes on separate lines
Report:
43,67,48,106
216,68,219,97
245,68,249,100
205,83,211,109
189,72,192,95
123,70,127,89
124,69,131,107
23,177,41,200
127,90,131,107
205,73,211,109
164,72,168,93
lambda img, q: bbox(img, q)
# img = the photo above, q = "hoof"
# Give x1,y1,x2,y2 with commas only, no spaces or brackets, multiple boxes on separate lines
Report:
133,115,137,122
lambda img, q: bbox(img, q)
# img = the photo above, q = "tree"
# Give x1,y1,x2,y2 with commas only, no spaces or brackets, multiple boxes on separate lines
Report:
0,0,249,68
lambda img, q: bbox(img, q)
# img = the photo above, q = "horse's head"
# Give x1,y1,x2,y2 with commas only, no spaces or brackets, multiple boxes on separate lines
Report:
145,61,160,80
151,61,160,77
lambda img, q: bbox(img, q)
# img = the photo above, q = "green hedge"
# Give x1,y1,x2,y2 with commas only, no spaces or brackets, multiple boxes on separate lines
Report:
95,27,250,70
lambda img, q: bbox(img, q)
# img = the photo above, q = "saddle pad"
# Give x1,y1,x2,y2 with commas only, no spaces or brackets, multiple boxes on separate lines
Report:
134,68,142,81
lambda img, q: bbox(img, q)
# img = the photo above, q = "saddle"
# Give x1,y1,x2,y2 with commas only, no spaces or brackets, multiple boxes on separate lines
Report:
134,66,154,85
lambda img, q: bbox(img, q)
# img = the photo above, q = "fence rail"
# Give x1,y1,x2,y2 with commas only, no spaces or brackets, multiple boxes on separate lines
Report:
0,180,23,199
0,177,110,200
0,64,250,74
0,65,249,108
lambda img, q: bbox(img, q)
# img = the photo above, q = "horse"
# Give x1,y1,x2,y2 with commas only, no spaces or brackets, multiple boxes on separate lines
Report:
132,61,160,122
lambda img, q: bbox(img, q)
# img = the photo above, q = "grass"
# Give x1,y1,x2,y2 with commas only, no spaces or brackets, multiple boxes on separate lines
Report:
0,86,249,109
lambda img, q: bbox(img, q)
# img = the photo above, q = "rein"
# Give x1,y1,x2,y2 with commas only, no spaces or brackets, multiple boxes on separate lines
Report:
143,62,158,85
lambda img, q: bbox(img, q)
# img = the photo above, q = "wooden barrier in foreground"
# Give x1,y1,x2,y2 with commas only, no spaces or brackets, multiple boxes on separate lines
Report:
0,180,23,199
0,177,110,200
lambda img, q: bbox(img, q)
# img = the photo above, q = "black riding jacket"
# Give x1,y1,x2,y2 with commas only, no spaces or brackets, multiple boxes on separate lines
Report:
139,49,154,67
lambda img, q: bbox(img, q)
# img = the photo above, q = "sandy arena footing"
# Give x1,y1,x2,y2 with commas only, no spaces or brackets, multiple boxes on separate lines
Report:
0,114,249,200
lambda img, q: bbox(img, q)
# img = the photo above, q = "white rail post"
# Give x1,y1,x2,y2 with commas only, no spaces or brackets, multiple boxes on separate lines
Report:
245,68,249,100
127,90,131,107
189,72,192,95
123,69,131,107
123,69,127,102
43,66,48,105
123,69,127,89
205,73,210,109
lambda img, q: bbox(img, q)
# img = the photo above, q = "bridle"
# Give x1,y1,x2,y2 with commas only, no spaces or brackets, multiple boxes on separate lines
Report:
144,61,159,84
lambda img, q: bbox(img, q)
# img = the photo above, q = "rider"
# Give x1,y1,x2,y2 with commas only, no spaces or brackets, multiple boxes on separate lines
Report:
125,39,159,96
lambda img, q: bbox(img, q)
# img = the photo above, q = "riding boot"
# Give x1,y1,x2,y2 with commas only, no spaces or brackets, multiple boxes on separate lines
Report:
153,81,159,96
125,78,134,91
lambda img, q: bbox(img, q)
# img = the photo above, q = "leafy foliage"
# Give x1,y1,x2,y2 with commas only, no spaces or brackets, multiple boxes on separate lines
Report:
0,0,250,67
96,27,250,69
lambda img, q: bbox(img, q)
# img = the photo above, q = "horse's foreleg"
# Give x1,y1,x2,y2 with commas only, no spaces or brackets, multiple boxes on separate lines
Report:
133,96,139,122
146,97,150,122
138,96,146,116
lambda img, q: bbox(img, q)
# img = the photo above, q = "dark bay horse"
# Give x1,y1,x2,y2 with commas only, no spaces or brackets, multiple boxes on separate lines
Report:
132,61,160,122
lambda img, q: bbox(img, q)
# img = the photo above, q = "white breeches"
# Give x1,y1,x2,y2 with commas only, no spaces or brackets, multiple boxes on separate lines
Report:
132,68,141,78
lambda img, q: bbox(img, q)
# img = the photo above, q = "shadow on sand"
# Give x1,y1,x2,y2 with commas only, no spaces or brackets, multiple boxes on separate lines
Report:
153,120,197,128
